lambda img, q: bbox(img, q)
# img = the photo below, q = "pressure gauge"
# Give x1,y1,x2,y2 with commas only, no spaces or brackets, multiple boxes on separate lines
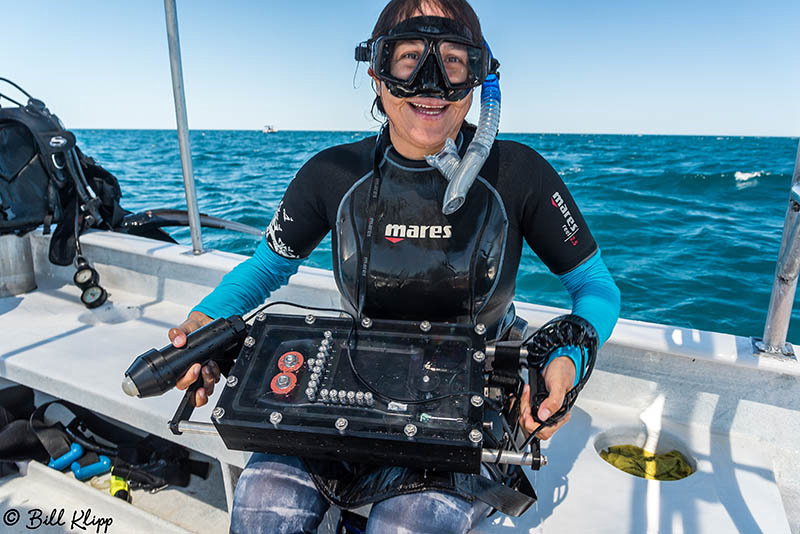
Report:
73,265,98,289
81,285,107,309
73,256,107,309
73,256,98,290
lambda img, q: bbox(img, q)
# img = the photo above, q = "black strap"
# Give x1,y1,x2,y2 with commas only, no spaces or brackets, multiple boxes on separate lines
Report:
354,127,387,317
73,451,100,468
28,400,143,460
465,472,536,517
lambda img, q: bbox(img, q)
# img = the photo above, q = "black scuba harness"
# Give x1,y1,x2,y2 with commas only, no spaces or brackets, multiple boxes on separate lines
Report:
353,126,388,320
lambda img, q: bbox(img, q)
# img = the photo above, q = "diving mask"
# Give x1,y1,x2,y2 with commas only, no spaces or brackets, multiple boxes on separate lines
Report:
356,16,498,102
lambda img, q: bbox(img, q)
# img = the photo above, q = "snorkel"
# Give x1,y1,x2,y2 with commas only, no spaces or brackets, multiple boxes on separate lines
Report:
426,41,500,215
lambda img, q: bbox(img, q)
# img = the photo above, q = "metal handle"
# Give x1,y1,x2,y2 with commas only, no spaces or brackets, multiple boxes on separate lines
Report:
481,449,545,467
175,421,218,435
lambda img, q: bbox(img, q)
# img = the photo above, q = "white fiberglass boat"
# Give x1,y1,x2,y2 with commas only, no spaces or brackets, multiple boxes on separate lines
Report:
2,221,799,534
1,2,799,533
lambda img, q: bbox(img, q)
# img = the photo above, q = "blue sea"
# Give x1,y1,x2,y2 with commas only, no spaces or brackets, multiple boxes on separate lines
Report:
76,130,799,343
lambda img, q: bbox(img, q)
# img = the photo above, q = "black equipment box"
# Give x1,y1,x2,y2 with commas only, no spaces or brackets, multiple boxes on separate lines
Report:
212,313,487,473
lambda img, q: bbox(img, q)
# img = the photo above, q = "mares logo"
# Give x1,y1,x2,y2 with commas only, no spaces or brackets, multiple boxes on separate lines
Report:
551,192,580,247
384,224,452,243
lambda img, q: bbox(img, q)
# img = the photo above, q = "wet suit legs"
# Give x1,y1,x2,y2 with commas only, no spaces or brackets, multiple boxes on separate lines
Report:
229,453,490,534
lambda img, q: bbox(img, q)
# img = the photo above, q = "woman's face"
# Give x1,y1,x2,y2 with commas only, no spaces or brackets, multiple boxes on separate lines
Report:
371,4,473,160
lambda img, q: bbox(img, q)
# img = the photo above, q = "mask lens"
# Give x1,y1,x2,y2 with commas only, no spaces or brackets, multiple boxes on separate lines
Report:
387,39,426,81
438,41,470,84
438,41,484,86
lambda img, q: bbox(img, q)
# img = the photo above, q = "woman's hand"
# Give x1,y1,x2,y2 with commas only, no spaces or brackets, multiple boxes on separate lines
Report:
519,356,576,440
168,311,219,407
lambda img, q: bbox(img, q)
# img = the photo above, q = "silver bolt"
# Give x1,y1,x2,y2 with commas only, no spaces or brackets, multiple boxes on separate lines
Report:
338,390,347,402
312,365,322,375
308,380,318,389
256,312,266,322
305,388,315,400
244,336,255,348
422,375,430,383
364,392,374,406
307,358,316,368
317,350,327,359
361,317,373,328
468,429,483,443
310,373,319,382
473,351,486,363
335,418,348,431
284,353,297,367
269,411,282,425
356,391,364,405
483,421,494,430
471,395,484,407
276,374,291,388
305,314,316,324
320,338,330,348
320,388,329,399
329,389,338,402
474,323,486,335
226,375,238,388
347,391,356,404
324,330,332,338
212,407,224,420
420,320,431,332
404,424,418,437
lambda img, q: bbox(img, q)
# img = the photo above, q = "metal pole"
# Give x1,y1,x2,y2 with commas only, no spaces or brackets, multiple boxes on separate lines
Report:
757,139,800,358
164,0,204,255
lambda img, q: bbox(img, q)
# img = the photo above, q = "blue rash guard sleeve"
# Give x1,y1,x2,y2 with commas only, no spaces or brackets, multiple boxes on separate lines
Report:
544,251,621,387
192,238,303,319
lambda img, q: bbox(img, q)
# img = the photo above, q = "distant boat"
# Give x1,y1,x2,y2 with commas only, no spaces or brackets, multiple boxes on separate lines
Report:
262,124,278,134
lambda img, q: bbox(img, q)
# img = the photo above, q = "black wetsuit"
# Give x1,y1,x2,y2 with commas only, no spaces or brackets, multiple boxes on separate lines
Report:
219,124,613,523
266,125,597,339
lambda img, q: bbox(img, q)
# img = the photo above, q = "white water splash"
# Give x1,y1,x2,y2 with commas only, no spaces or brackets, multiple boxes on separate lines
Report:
734,170,764,181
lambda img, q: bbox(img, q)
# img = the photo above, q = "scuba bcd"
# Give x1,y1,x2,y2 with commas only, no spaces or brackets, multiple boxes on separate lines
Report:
0,78,176,308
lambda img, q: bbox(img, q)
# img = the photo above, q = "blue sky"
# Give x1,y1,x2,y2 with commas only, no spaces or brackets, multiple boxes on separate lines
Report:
2,0,798,135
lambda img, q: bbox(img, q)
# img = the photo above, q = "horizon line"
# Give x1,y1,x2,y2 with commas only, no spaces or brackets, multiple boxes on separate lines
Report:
70,127,800,139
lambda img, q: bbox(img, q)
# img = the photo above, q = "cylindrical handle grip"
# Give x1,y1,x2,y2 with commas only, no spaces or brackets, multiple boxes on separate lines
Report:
123,316,246,398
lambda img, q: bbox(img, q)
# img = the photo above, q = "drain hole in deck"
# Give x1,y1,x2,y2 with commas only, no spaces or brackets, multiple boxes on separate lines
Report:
594,425,696,481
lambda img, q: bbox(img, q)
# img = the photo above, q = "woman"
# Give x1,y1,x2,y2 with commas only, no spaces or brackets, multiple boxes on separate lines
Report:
170,1,620,532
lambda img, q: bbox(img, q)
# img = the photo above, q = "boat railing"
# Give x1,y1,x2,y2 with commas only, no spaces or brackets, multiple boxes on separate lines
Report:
756,138,800,360
164,0,204,255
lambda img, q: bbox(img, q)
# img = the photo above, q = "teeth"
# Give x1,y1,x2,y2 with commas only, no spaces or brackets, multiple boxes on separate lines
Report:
411,103,446,115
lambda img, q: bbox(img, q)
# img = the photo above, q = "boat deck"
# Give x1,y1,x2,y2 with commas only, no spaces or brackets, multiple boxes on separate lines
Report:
1,230,798,533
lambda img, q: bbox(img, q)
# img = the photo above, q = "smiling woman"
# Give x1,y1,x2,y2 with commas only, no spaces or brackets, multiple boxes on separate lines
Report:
364,4,488,158
165,0,620,532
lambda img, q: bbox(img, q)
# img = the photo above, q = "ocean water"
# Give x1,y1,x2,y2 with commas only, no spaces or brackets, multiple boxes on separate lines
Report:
76,129,799,343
